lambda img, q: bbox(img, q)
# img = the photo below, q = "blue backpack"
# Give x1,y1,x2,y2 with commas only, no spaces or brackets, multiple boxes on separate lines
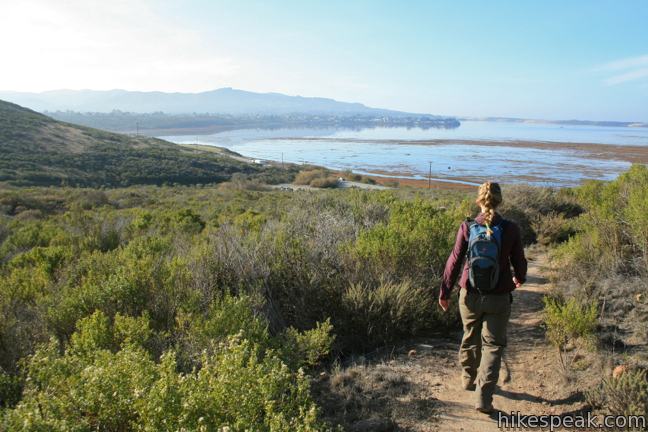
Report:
467,219,506,293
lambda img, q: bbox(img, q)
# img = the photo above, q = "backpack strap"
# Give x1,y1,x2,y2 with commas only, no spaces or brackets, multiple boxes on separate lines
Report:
496,218,509,235
464,218,477,260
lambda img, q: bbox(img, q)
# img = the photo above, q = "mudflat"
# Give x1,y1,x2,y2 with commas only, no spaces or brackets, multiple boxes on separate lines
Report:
286,137,648,165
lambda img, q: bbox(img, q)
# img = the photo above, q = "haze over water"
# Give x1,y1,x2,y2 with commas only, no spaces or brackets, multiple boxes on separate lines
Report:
162,120,646,187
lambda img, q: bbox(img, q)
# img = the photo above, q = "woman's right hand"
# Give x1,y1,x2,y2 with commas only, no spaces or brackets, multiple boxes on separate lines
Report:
513,276,522,288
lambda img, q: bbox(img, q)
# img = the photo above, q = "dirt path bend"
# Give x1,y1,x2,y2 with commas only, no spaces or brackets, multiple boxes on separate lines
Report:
426,252,584,431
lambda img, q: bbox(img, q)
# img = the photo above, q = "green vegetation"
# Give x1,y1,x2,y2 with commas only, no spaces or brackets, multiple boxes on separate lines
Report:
542,164,648,416
549,164,648,347
553,164,648,282
0,99,297,187
586,368,648,419
4,309,328,431
543,296,598,369
0,184,476,429
292,169,379,189
498,184,582,246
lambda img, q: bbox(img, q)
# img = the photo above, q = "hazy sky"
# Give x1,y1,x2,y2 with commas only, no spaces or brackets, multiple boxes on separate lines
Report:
2,0,648,120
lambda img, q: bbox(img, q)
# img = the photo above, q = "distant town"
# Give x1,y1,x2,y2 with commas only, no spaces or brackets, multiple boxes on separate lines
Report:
46,110,461,134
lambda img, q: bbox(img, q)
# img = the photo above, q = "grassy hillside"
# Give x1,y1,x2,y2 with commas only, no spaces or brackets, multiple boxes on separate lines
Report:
0,99,293,187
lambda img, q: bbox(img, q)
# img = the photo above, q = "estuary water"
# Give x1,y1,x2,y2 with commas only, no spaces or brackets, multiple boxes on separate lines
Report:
161,121,647,187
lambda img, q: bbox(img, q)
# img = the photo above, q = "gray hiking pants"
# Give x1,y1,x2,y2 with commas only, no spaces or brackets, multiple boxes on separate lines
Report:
458,288,511,408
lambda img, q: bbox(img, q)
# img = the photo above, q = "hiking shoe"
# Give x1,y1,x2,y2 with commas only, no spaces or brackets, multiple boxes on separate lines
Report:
461,378,476,391
475,405,494,414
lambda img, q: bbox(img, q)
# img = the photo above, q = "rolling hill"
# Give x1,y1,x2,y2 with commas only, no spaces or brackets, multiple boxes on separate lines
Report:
0,87,440,117
0,99,277,187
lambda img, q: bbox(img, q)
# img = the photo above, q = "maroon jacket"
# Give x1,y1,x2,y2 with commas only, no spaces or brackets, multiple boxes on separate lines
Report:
439,212,527,300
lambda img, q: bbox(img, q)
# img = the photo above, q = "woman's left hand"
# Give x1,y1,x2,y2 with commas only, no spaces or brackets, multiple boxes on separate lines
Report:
438,298,449,312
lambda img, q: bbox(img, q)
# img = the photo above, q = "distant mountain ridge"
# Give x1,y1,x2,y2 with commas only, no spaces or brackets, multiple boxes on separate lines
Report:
0,88,444,117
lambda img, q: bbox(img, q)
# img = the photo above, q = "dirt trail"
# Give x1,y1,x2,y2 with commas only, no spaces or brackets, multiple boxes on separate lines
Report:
427,252,584,430
316,252,587,431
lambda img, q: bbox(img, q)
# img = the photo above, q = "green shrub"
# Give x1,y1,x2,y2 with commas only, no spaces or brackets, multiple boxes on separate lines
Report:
310,176,339,188
503,185,582,219
544,296,598,349
351,198,457,282
0,370,22,408
131,210,154,230
586,368,648,418
176,294,271,368
0,221,62,261
348,173,362,182
294,169,329,185
44,236,186,341
292,169,339,188
279,319,335,370
8,245,70,276
543,295,598,370
559,164,648,278
360,176,376,185
499,205,536,245
548,163,648,353
338,280,435,350
3,311,330,431
74,190,110,210
233,209,267,232
0,264,52,371
174,292,335,372
67,311,153,356
617,165,648,267
532,212,574,246
174,208,206,233
499,185,582,246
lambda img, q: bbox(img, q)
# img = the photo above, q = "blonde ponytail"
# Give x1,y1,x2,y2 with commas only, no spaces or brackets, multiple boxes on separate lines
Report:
476,182,503,232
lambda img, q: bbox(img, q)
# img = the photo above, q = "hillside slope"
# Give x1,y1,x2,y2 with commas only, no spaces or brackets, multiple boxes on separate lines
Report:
0,99,260,187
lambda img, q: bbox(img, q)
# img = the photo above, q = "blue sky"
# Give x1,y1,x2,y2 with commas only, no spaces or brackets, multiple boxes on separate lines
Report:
1,0,648,120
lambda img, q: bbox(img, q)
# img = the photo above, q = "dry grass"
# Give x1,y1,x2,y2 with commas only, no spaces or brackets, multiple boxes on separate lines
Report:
294,169,339,188
313,360,437,431
310,176,339,188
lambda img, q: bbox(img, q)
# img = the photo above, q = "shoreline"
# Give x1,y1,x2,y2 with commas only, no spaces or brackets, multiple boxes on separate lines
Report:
180,140,646,191
361,174,477,190
183,143,480,190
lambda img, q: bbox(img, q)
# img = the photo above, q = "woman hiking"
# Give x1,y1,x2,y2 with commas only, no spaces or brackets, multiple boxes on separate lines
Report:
438,181,527,414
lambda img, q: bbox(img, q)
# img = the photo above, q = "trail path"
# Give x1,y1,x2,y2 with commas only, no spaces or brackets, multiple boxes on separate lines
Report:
425,252,584,430
317,252,588,431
